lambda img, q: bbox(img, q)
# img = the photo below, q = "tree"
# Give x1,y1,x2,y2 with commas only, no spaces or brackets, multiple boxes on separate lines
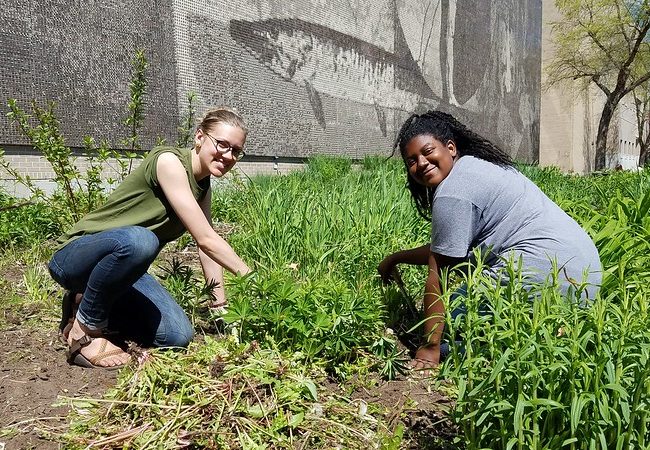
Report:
548,0,650,170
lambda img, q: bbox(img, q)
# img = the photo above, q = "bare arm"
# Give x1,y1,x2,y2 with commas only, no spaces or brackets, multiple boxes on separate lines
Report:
197,187,227,305
416,251,460,366
157,152,250,276
377,244,430,284
388,244,431,266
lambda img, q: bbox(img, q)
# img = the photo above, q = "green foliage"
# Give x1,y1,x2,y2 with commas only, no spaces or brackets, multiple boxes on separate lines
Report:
0,192,59,246
2,147,650,448
439,261,650,449
549,0,650,86
0,100,138,236
3,99,82,225
438,168,650,449
224,270,384,370
213,158,425,378
157,257,222,332
212,161,650,446
306,155,353,180
0,49,150,242
122,48,148,154
548,0,650,169
177,91,197,148
361,154,392,171
0,242,60,329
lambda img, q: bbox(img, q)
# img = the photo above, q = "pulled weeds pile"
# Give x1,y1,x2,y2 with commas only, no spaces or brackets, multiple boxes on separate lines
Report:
62,337,406,449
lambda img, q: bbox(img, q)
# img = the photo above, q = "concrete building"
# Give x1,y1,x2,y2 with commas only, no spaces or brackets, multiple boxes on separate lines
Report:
1,0,542,192
539,1,642,173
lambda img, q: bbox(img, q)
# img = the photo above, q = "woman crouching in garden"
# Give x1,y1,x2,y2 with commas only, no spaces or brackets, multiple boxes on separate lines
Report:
48,106,251,369
378,110,602,371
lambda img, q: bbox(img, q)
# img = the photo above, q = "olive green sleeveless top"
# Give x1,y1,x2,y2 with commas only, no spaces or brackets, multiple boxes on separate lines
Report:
57,146,210,249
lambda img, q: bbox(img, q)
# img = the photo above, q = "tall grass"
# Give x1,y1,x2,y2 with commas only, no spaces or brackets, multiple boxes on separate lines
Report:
439,168,650,449
214,161,650,447
213,157,427,374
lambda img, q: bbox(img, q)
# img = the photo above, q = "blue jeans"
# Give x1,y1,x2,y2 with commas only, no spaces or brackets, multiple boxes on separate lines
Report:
48,226,193,347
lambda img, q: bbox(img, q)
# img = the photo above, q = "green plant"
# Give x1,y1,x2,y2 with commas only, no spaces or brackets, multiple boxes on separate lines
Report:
2,100,83,225
122,48,148,156
177,91,197,148
0,191,60,246
2,151,649,448
306,155,353,180
211,158,426,376
22,264,56,304
0,101,140,233
438,190,650,450
224,270,386,374
0,49,151,235
0,241,60,329
547,0,650,170
157,257,221,331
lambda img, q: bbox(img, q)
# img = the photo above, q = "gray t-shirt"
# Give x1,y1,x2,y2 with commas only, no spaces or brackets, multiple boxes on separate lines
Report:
430,156,602,298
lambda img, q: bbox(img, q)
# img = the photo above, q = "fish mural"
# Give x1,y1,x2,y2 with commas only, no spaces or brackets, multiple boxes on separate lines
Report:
229,16,441,135
224,0,539,158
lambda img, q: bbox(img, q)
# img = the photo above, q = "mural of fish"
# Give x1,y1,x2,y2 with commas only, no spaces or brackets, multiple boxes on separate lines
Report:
229,17,440,134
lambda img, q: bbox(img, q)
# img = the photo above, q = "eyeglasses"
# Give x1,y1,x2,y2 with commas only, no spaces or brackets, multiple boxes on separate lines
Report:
204,132,245,160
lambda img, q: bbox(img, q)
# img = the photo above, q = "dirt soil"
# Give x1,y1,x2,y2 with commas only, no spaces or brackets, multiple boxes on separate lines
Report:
0,247,456,449
350,376,457,449
0,325,117,450
1,326,456,450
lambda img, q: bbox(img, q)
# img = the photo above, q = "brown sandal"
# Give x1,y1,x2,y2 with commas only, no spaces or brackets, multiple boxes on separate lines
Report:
67,335,129,370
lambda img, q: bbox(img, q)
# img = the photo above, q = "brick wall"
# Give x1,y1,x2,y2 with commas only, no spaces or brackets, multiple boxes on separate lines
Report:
1,0,542,181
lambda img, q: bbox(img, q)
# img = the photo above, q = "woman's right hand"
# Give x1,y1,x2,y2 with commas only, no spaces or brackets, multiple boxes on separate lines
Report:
378,254,401,285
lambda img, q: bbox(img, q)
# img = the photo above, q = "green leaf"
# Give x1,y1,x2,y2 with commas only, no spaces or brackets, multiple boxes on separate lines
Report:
287,411,304,428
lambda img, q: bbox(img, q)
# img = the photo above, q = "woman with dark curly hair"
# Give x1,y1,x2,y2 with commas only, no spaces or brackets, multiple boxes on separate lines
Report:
378,111,601,371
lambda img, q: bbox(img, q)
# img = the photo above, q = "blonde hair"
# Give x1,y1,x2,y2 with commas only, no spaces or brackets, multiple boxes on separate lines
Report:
198,106,248,136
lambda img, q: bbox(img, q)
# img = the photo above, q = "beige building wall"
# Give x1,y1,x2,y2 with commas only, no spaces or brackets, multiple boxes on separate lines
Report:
540,1,597,173
540,0,641,173
616,101,643,169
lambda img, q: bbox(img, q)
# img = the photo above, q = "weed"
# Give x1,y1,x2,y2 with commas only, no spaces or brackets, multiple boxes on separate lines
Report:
438,208,650,449
122,48,148,156
60,337,399,449
1,152,649,448
177,91,197,148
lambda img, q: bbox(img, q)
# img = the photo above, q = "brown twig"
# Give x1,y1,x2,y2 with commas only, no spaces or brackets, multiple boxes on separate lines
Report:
0,201,34,212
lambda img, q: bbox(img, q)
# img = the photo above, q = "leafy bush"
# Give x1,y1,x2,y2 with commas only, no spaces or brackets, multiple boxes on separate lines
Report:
212,158,425,376
0,191,60,246
0,100,137,232
224,270,384,368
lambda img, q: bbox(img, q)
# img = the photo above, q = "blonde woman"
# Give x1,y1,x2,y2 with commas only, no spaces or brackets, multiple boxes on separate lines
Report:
49,107,251,369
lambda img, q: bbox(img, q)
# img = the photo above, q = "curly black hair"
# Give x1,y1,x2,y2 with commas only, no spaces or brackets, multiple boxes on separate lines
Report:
392,110,514,220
